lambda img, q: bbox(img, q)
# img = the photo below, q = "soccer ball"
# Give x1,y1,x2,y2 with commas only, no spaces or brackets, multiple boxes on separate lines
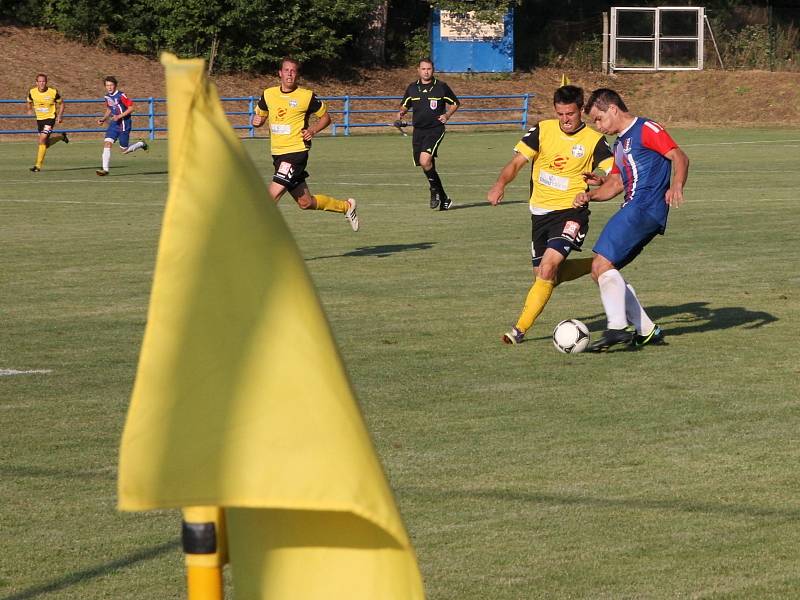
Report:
552,319,590,354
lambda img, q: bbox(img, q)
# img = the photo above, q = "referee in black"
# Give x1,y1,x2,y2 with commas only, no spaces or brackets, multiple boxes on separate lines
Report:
397,58,460,210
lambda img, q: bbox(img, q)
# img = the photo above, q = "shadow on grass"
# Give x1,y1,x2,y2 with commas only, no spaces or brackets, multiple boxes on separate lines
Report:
528,301,776,343
307,241,436,261
43,165,130,173
448,199,527,211
3,541,179,600
400,486,800,520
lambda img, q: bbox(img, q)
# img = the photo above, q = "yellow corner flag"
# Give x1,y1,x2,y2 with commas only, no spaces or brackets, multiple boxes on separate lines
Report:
560,73,570,87
118,53,425,600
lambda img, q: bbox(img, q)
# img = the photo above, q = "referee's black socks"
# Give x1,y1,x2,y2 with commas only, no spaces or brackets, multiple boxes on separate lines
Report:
424,166,446,197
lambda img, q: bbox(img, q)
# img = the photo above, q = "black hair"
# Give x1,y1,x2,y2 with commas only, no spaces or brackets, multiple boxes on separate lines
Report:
104,76,118,85
585,88,628,114
553,85,584,109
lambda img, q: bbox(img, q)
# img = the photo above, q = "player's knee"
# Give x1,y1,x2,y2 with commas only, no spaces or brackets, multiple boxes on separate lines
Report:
590,259,608,282
538,263,557,282
419,157,433,170
297,196,315,210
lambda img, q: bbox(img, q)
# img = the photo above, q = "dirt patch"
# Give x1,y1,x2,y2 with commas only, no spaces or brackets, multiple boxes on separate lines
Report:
2,24,799,129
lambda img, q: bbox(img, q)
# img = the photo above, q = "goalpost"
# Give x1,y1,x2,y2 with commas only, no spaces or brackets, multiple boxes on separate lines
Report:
609,6,705,72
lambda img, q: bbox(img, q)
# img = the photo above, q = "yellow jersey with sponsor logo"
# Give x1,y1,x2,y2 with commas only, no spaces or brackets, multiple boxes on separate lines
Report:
255,85,326,155
514,119,613,214
27,86,62,120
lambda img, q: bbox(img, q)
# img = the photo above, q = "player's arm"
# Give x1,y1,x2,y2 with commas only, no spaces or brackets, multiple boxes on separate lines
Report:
97,105,112,125
573,172,623,207
302,95,329,141
642,122,688,207
115,95,134,120
252,93,268,127
303,113,331,141
664,146,689,207
583,138,613,186
26,95,34,116
55,91,65,123
488,152,528,205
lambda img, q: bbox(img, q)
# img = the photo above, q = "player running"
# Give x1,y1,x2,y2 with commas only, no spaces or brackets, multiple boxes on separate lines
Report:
573,88,690,351
27,73,69,172
96,76,148,176
488,85,613,345
251,57,358,231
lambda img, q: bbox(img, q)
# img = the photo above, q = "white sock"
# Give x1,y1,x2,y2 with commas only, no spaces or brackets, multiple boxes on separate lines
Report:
598,269,628,330
125,141,144,153
102,148,111,171
625,283,655,335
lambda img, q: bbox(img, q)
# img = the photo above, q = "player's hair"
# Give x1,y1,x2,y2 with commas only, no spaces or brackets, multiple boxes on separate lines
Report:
280,57,301,71
36,73,48,81
419,57,434,67
585,88,628,114
553,85,584,109
104,76,118,85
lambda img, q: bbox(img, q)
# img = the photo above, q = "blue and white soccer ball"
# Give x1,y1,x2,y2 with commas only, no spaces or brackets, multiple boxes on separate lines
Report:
552,319,590,354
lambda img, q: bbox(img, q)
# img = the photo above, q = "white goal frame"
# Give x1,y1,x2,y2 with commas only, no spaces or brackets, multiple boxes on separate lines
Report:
610,6,704,72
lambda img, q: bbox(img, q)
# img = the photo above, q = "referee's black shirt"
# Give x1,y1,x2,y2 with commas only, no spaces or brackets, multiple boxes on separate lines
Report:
401,78,460,129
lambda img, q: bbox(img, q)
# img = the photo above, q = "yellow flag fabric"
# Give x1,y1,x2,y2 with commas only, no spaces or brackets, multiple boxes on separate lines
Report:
560,73,570,86
118,53,424,599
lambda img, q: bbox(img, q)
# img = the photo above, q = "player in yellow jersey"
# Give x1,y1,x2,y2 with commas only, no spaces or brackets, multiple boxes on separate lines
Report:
487,85,614,345
26,73,69,172
251,57,359,231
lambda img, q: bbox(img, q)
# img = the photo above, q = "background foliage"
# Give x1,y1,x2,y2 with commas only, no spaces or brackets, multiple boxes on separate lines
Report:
0,0,798,71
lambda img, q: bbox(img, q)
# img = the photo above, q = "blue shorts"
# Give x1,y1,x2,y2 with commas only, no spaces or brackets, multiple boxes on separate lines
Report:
593,204,662,269
105,119,133,148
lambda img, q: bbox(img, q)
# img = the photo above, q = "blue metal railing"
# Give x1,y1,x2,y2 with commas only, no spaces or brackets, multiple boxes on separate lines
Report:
0,94,531,137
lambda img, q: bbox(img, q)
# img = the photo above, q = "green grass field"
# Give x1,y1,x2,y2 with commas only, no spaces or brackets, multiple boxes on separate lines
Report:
1,127,799,599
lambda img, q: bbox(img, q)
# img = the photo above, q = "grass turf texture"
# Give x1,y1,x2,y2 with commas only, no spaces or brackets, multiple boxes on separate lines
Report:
1,128,799,599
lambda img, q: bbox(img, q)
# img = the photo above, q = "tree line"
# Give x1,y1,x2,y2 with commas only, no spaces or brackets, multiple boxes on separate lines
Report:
2,0,798,73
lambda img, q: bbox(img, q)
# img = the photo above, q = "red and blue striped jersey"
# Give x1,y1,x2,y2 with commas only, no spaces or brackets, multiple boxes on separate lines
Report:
104,90,133,119
610,117,677,229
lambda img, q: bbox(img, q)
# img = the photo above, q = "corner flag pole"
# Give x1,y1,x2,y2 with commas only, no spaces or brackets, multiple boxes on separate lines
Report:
182,506,227,600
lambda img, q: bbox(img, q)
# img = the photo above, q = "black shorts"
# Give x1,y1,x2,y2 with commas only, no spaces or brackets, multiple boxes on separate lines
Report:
412,126,446,166
272,152,310,191
36,118,56,134
531,206,590,267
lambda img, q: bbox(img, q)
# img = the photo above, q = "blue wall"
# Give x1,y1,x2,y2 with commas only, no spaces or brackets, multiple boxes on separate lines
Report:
432,9,514,73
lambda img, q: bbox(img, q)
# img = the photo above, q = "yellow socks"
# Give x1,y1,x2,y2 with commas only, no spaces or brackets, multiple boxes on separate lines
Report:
35,144,47,168
514,278,555,333
556,257,593,285
314,194,348,213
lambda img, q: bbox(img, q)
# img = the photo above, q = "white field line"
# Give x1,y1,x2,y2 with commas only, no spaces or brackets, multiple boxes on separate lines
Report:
0,198,163,206
1,178,165,185
0,368,52,376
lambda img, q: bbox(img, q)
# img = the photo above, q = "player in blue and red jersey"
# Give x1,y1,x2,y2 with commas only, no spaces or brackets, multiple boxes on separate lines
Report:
573,88,689,351
95,76,148,176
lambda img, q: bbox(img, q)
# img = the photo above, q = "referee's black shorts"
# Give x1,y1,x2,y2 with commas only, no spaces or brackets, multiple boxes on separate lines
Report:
411,126,446,166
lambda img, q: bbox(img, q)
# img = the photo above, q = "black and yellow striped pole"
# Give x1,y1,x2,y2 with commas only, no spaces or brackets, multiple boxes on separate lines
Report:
182,506,227,600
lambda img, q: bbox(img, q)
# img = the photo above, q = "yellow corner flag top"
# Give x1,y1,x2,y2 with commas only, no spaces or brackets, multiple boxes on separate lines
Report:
118,53,424,600
560,73,570,87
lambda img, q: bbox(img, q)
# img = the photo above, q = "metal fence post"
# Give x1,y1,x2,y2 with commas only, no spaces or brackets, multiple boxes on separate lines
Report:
522,94,529,129
148,98,155,139
344,96,350,136
248,96,255,138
